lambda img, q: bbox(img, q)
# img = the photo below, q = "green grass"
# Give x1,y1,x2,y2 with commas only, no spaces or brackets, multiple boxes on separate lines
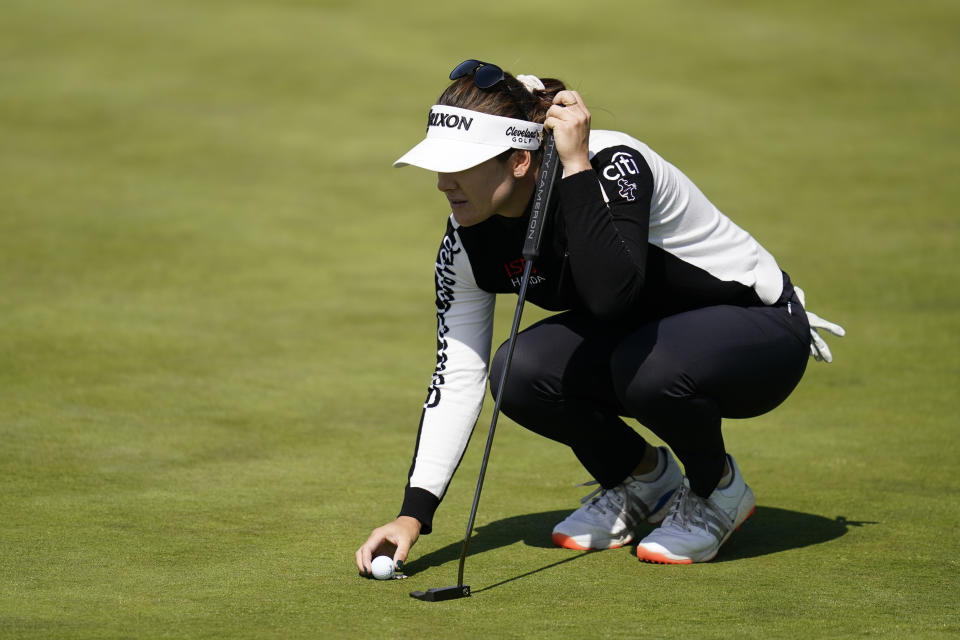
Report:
2,0,958,637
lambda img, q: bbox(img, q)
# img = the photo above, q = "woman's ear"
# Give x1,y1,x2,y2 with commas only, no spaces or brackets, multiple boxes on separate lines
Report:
512,150,533,178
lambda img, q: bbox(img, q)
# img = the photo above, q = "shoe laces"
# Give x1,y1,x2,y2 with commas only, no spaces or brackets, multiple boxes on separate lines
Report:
576,480,629,518
661,483,731,536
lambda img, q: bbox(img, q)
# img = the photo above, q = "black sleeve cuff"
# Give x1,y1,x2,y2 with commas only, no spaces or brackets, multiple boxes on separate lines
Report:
399,486,441,535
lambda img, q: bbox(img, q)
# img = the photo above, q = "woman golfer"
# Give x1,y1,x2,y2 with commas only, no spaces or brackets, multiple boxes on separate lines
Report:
356,60,843,573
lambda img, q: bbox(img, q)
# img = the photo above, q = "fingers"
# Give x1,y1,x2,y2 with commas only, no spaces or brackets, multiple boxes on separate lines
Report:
355,533,378,575
390,516,421,567
812,317,846,337
552,89,586,108
393,538,411,569
544,90,591,174
355,546,368,576
811,329,833,363
807,311,846,338
794,286,806,307
797,288,845,337
355,529,395,576
356,517,421,578
793,287,844,364
544,90,590,132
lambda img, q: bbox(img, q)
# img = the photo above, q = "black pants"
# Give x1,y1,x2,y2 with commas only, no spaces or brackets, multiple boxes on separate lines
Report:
489,291,810,497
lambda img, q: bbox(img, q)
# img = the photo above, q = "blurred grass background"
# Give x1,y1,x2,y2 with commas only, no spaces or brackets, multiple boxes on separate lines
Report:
1,0,957,637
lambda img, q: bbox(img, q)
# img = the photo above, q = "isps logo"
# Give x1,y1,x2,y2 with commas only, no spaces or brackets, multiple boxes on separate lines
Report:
503,258,546,289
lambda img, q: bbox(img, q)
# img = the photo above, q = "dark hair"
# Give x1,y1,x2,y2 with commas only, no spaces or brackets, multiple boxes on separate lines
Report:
437,71,566,163
437,72,566,124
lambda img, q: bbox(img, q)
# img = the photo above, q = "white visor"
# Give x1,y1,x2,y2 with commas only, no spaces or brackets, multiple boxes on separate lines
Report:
394,105,543,172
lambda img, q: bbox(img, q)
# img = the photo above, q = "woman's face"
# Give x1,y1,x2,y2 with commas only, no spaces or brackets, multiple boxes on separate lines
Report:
437,153,533,227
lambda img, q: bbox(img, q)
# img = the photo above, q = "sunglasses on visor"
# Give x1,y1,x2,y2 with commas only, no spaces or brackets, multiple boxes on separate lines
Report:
449,59,505,89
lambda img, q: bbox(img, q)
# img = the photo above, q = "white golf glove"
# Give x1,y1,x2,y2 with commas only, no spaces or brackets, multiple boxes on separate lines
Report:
794,287,845,363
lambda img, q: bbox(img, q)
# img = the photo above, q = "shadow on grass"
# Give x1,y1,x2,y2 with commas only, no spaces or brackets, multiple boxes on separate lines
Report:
404,507,875,577
403,509,571,578
714,508,878,563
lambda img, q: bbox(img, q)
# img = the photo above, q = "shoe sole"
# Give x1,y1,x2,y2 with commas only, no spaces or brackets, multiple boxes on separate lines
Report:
551,491,678,550
634,547,695,564
551,449,682,552
636,499,756,565
552,532,632,550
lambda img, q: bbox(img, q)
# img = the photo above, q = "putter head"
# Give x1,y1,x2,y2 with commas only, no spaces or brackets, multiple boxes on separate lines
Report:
409,585,471,602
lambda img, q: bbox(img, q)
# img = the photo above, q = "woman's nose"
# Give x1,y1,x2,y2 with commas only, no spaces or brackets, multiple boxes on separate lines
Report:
436,172,455,192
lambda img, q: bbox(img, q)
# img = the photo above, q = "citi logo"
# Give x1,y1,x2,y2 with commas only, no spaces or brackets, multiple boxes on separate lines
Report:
602,151,640,181
428,111,474,131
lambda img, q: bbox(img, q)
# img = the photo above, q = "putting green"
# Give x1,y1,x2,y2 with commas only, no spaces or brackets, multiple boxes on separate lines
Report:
1,0,957,637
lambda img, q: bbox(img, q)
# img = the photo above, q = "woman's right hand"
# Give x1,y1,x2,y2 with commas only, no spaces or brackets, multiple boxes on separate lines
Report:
355,516,422,576
544,90,592,176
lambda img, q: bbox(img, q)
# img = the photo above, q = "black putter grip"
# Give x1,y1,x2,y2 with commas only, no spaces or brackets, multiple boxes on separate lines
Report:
522,132,560,261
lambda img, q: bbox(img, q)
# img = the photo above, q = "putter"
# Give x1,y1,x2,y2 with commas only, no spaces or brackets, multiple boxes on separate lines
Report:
411,132,561,602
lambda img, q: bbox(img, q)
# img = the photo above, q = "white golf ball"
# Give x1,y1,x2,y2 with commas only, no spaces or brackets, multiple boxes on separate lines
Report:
371,555,395,580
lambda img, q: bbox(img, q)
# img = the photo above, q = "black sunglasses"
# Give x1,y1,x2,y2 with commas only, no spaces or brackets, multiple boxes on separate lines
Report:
449,59,505,89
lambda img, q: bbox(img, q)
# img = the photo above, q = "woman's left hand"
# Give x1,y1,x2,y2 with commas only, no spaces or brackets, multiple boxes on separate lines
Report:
544,90,592,176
